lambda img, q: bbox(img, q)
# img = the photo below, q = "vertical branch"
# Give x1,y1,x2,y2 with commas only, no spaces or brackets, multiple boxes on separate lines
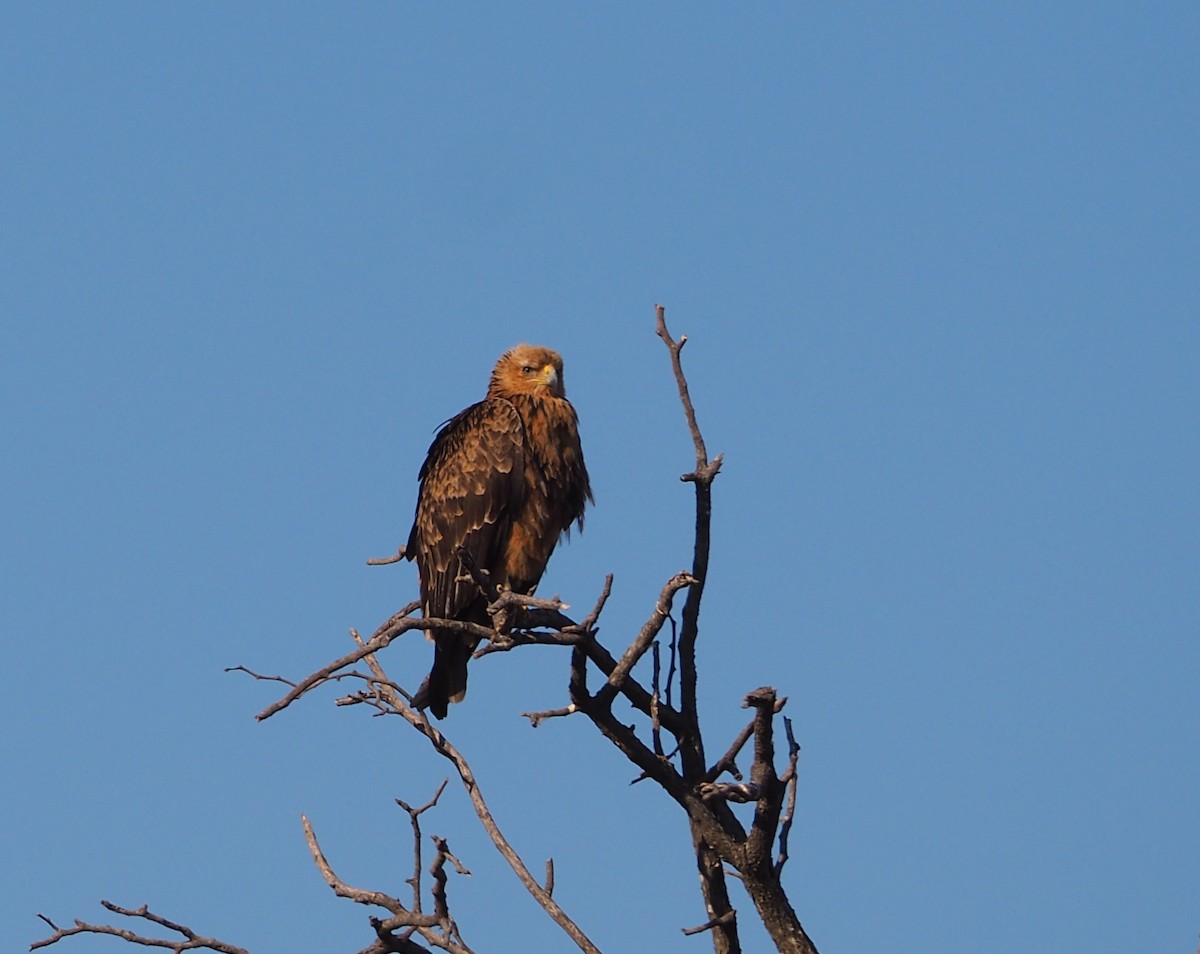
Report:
656,305,737,954
775,716,801,876
655,303,724,764
396,779,450,914
656,305,710,467
735,690,819,954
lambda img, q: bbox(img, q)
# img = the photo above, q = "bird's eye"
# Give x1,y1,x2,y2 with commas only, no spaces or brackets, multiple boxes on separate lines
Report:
521,365,536,375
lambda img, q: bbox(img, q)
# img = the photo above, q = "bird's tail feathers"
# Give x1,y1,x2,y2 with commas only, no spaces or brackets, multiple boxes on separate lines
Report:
412,635,472,720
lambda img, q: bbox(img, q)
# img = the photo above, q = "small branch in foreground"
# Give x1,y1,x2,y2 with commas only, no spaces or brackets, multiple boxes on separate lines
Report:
396,779,450,914
655,305,723,486
576,574,614,631
367,545,408,566
303,814,474,954
428,835,471,949
223,665,297,688
704,696,787,784
775,716,801,876
521,703,578,727
488,590,570,615
698,781,762,803
32,902,250,954
655,305,738,954
303,815,411,918
593,572,696,707
339,638,603,954
681,910,737,938
472,627,586,658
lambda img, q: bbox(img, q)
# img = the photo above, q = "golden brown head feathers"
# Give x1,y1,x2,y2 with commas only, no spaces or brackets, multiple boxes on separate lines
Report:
488,344,567,399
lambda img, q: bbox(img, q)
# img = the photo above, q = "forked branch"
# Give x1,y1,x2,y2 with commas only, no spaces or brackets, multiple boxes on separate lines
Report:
335,636,602,954
32,903,250,953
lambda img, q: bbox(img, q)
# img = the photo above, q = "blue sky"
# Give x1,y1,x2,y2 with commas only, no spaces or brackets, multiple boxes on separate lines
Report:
3,4,1197,952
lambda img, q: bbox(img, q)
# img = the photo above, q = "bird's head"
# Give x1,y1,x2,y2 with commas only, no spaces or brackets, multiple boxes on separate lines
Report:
489,344,567,399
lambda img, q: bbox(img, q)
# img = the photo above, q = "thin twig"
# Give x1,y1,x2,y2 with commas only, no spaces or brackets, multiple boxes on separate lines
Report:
521,704,578,727
681,910,737,937
664,611,678,711
775,716,801,876
650,642,664,757
367,545,408,566
223,665,297,688
245,606,497,722
655,304,710,474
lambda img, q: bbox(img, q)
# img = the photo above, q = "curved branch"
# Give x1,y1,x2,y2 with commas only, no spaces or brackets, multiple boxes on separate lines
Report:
367,545,408,566
303,815,413,919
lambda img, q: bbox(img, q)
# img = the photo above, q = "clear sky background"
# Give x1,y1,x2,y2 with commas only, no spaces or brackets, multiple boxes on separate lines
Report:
3,4,1197,953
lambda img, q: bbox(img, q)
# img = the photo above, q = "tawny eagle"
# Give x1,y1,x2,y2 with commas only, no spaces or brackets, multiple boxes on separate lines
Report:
405,344,591,718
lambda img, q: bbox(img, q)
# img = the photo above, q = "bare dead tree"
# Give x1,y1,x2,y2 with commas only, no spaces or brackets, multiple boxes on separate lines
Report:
33,307,818,954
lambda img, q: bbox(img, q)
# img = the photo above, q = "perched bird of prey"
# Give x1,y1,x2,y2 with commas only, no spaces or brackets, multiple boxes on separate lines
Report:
405,344,592,719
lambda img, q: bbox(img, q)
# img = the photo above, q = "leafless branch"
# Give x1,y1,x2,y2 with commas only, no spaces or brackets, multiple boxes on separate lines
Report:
428,835,471,950
397,780,450,913
743,688,784,868
452,547,497,601
698,781,762,803
704,696,787,784
471,624,586,658
245,605,501,722
663,611,679,711
488,589,570,615
32,902,251,953
681,910,737,938
303,814,474,953
651,642,665,757
521,703,578,727
367,545,408,566
655,304,716,481
575,574,613,631
593,572,695,708
775,717,801,876
303,815,412,918
222,665,297,687
324,640,603,954
655,304,740,954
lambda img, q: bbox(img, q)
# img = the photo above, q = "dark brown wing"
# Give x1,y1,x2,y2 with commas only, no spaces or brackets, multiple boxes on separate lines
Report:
405,398,526,620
